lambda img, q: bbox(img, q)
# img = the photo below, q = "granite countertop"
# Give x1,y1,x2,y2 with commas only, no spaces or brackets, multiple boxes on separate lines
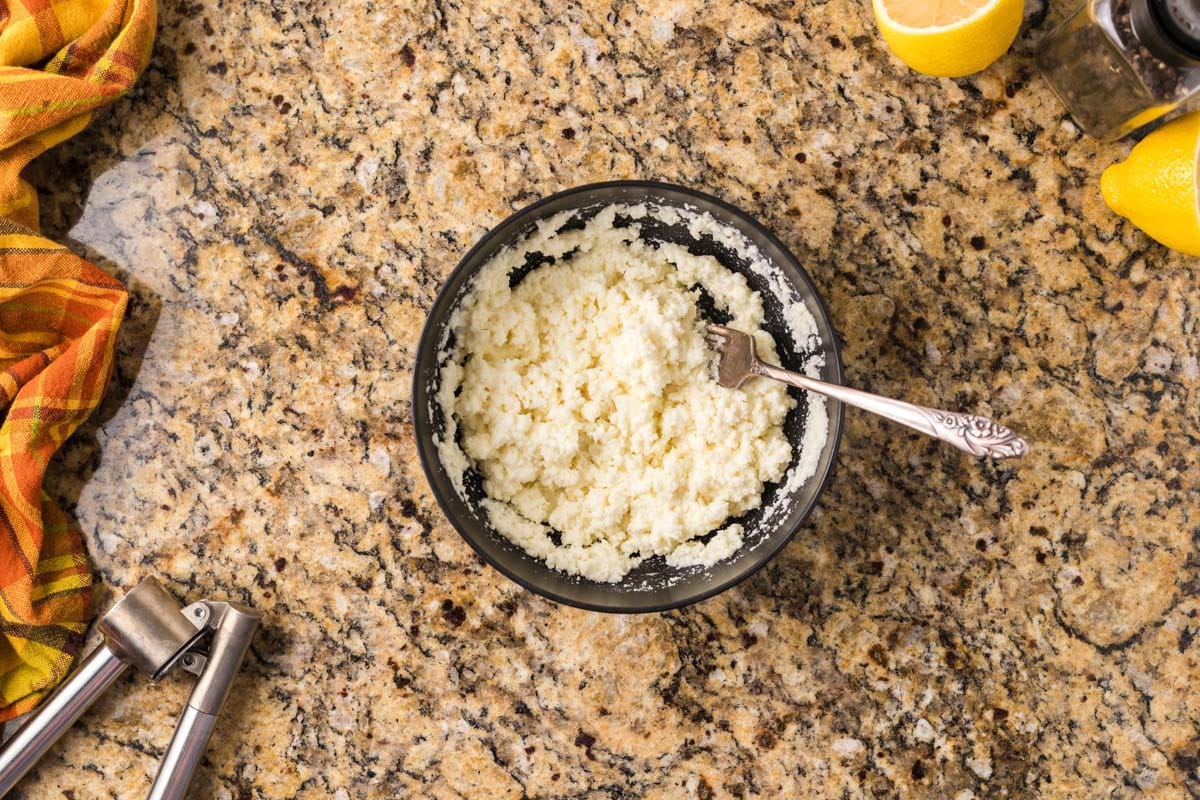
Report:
7,0,1198,796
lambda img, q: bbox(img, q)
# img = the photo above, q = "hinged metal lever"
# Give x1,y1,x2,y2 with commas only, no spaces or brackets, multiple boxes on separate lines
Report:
0,582,262,800
0,578,204,796
146,600,262,800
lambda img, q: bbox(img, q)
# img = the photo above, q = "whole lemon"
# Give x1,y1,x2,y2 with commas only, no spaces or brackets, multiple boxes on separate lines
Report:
1101,112,1200,257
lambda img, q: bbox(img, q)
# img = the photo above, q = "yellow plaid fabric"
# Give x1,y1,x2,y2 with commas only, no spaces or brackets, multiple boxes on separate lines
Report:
0,0,154,720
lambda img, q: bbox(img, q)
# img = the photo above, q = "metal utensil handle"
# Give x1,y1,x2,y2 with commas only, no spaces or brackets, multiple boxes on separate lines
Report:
0,644,127,796
756,364,1030,459
145,705,219,800
145,602,261,800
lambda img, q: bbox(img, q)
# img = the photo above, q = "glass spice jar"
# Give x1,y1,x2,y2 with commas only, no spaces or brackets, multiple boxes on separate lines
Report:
1036,0,1200,141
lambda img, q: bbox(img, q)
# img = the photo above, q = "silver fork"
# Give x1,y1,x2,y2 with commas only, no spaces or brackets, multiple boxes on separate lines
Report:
705,324,1029,459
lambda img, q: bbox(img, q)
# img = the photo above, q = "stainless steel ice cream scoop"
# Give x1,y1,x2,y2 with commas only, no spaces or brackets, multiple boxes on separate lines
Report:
0,577,261,799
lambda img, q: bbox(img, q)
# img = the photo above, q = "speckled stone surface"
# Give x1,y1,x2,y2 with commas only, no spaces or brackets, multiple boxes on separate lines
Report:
5,0,1198,796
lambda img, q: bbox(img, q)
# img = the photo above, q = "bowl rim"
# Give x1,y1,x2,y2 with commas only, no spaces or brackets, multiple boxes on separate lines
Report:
411,179,845,613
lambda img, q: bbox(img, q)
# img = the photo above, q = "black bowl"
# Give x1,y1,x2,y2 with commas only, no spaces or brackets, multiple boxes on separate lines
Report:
412,181,844,612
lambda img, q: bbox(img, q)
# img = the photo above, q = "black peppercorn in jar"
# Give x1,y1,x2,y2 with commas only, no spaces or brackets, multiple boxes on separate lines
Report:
1036,0,1200,140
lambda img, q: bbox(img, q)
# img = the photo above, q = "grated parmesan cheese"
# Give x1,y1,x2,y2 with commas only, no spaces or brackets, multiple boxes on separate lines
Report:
436,204,826,582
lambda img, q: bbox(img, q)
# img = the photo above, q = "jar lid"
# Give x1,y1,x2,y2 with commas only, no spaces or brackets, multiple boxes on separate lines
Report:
1136,0,1200,65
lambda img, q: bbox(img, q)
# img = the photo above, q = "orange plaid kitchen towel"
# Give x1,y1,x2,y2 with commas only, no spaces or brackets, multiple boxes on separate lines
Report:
0,0,155,720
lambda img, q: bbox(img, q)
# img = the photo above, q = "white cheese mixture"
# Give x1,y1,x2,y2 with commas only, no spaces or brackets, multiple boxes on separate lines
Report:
436,204,825,582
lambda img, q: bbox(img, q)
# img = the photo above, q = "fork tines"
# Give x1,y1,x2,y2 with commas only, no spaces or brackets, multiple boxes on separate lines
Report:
704,324,730,349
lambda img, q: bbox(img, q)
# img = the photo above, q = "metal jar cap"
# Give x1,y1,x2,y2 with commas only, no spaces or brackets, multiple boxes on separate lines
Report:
1135,0,1200,66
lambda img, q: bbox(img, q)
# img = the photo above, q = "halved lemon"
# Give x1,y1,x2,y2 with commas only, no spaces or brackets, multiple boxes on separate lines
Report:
873,0,1024,78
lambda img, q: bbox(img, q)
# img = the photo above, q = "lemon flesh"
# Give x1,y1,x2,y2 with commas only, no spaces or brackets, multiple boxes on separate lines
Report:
1101,112,1200,257
873,0,1024,78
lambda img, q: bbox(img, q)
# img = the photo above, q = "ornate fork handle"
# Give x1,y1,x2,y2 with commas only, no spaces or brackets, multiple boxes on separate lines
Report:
755,363,1030,459
920,409,1029,459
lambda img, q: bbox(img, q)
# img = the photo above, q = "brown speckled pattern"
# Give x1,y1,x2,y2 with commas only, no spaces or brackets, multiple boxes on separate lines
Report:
6,0,1198,796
